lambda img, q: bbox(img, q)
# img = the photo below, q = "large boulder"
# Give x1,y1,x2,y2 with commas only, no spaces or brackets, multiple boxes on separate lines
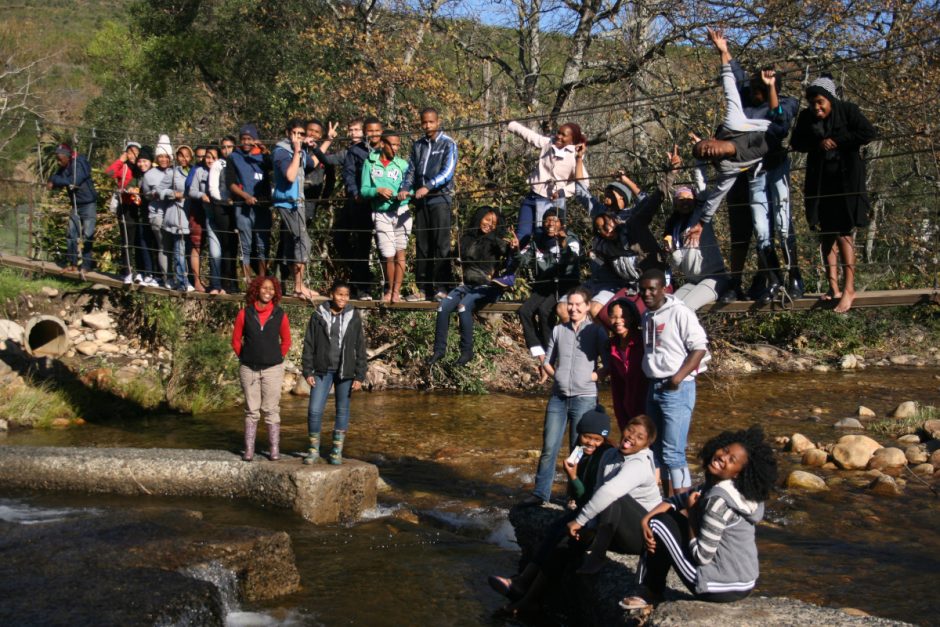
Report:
868,447,907,470
81,312,113,330
647,597,912,626
0,320,25,343
832,435,882,470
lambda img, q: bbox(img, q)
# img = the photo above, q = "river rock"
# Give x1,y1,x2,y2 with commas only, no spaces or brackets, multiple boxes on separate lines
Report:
787,470,828,491
97,343,121,354
646,597,912,626
0,419,8,432
840,354,859,369
802,449,829,467
291,376,311,397
832,435,882,470
911,463,934,476
789,433,815,454
834,418,864,430
67,328,82,340
889,401,918,419
868,447,907,470
0,507,300,626
0,320,25,343
74,341,98,356
896,434,921,445
81,312,113,330
868,474,902,496
856,405,877,418
930,449,940,467
94,328,118,343
904,445,928,465
923,419,940,434
812,364,831,373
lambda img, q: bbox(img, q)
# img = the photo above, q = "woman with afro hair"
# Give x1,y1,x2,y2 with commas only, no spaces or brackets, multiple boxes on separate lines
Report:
232,276,291,461
620,425,777,610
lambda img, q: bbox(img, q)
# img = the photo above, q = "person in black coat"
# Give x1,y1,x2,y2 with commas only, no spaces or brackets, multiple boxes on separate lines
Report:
790,75,876,313
300,280,367,465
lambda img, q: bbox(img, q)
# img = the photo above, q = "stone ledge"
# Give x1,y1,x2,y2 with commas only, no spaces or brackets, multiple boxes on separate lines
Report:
0,445,378,524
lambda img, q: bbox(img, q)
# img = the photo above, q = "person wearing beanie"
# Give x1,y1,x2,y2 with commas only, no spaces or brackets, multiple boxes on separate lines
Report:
229,123,273,286
47,143,98,273
506,119,588,248
141,135,177,286
663,151,731,311
790,74,876,313
487,406,614,615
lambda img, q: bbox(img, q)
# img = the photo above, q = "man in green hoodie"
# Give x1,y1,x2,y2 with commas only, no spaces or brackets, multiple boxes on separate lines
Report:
360,130,412,303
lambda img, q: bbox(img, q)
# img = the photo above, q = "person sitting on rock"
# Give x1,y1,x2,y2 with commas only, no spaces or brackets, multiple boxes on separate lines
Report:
486,407,614,616
620,425,777,610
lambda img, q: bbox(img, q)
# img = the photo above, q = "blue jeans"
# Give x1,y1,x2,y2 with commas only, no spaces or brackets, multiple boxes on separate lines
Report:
163,231,188,289
235,204,272,266
749,158,792,252
306,371,353,434
533,393,597,501
646,379,696,489
67,202,97,269
433,285,501,355
517,193,565,248
204,208,223,291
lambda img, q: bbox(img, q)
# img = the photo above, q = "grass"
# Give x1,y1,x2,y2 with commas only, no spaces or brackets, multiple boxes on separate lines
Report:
868,405,937,437
0,380,78,428
167,332,241,413
0,267,76,305
110,370,165,410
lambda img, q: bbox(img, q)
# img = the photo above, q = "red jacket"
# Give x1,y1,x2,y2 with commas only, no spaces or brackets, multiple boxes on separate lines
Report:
105,158,135,189
608,335,647,432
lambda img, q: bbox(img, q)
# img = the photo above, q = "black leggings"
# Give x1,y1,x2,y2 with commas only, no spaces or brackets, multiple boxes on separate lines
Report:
592,493,648,555
638,509,751,603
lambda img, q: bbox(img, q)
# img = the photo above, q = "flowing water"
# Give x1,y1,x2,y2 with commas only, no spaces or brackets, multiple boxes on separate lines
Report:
3,368,939,625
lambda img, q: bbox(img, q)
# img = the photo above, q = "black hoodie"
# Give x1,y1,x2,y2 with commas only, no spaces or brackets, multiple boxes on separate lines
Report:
459,207,514,286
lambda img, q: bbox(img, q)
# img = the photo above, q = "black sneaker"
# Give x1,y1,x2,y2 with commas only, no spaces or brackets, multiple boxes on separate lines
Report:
426,352,445,366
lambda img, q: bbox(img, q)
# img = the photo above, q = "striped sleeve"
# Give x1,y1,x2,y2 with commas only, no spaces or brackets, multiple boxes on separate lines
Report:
427,138,457,190
690,496,735,565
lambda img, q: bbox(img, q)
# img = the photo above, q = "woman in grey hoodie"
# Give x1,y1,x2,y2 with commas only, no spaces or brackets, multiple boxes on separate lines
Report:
622,425,777,609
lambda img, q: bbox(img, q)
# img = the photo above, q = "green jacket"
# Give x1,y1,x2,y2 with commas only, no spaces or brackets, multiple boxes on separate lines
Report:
360,151,410,213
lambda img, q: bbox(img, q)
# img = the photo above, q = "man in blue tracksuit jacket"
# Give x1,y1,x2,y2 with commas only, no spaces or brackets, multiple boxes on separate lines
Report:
398,107,458,301
48,144,98,271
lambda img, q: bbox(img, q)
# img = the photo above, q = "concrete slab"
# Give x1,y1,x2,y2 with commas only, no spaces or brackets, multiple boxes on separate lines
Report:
0,446,378,524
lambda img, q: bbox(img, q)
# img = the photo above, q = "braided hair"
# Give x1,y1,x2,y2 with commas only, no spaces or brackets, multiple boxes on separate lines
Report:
700,425,778,502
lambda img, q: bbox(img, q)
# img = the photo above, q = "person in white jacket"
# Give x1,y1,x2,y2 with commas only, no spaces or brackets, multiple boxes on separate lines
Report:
506,120,587,248
639,268,709,495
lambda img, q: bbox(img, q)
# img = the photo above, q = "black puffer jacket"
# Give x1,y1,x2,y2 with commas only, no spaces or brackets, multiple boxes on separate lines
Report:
459,206,517,286
300,304,367,381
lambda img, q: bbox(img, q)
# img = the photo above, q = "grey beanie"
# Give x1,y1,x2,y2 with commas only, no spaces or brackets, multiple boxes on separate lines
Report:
577,408,611,438
605,181,633,205
239,123,260,140
806,76,839,103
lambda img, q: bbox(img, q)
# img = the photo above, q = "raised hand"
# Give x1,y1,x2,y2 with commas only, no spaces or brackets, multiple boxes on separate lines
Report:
667,144,681,169
760,69,776,87
707,26,728,54
327,121,339,140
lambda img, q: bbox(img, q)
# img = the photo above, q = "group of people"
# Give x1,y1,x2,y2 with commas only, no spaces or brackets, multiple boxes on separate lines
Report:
46,26,876,323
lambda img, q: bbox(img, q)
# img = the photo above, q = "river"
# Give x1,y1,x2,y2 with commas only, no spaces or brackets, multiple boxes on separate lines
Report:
2,367,938,625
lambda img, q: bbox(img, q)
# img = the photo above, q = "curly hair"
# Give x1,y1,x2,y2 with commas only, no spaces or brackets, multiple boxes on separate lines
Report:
700,425,777,502
246,276,282,307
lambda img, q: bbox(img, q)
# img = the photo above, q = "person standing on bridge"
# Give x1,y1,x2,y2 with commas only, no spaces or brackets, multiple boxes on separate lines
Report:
790,75,877,313
47,144,98,274
232,276,291,462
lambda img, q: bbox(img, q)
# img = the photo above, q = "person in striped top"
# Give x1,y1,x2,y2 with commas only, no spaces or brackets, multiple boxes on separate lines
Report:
621,425,777,610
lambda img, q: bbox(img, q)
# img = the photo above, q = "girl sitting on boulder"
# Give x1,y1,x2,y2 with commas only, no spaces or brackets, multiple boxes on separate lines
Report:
621,425,777,610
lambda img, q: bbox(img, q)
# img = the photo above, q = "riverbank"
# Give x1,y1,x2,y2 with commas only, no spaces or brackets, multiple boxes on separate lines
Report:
1,267,939,430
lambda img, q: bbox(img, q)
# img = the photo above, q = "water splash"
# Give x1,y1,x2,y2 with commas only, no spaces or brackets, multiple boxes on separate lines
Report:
0,498,97,525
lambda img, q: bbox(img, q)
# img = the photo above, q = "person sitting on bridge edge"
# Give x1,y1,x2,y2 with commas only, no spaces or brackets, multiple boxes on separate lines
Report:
363,129,412,303
232,276,291,462
398,107,458,303
682,27,773,253
301,280,367,466
427,206,519,367
506,119,587,248
47,143,99,274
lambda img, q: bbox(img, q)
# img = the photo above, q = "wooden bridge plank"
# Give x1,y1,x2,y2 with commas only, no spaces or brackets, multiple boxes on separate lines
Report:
1,254,937,314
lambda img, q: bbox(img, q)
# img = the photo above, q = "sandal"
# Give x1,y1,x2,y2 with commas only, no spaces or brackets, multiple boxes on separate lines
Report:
619,596,652,611
487,575,523,601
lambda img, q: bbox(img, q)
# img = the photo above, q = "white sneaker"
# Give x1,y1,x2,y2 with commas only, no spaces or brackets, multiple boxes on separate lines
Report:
143,276,160,287
133,273,144,284
123,273,134,285
185,283,196,293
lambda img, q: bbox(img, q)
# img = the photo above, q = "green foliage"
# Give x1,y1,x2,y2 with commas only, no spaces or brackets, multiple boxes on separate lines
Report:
168,332,241,413
0,267,74,306
110,370,166,410
0,380,77,428
868,405,937,438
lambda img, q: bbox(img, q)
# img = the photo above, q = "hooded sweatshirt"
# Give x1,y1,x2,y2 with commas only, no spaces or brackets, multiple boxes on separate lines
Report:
48,154,98,206
162,165,190,234
459,207,516,286
360,150,410,213
669,480,764,595
545,317,609,398
141,166,176,219
272,138,313,209
574,447,661,526
641,294,708,380
300,303,367,382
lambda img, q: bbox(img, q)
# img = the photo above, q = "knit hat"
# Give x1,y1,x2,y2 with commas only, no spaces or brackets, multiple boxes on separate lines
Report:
155,134,173,158
54,144,72,157
806,76,839,103
673,185,695,200
239,123,260,140
138,145,154,161
125,141,141,152
577,408,611,438
605,181,633,205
